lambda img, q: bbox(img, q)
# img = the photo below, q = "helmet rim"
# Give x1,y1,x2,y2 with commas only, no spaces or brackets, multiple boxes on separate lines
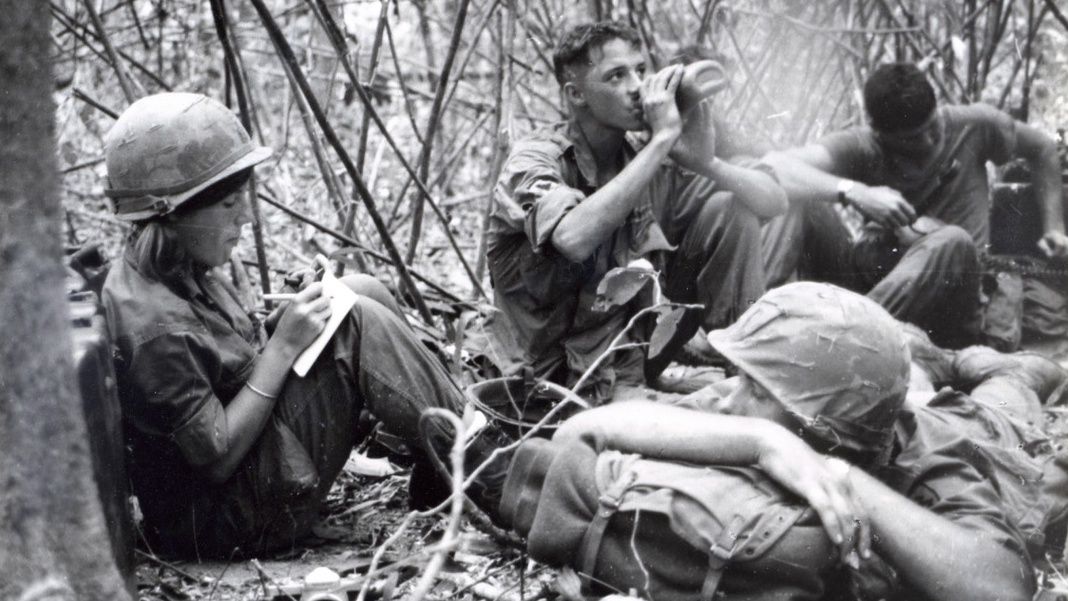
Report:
107,144,271,221
706,282,910,457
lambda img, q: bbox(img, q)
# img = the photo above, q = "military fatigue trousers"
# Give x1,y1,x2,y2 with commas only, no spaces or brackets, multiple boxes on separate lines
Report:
761,196,980,348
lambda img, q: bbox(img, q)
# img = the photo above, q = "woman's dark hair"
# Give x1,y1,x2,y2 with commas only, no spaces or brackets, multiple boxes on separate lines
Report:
171,168,252,216
128,168,252,281
863,62,937,133
552,21,641,85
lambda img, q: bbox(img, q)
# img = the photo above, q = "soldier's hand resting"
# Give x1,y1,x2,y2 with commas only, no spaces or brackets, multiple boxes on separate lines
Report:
756,425,871,564
846,183,917,229
1038,230,1068,259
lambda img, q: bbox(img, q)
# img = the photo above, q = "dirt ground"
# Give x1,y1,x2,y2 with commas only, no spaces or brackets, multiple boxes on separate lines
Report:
133,466,550,601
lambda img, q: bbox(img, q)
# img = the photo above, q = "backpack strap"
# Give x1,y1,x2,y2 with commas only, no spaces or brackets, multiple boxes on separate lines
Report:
578,469,637,580
700,514,747,600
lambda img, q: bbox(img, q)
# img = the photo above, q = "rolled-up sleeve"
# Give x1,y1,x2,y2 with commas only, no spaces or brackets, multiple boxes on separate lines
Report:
496,140,586,251
126,332,229,468
968,104,1017,165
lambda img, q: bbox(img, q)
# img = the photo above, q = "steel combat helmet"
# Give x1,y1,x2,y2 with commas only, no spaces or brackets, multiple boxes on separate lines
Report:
707,282,911,457
104,93,272,221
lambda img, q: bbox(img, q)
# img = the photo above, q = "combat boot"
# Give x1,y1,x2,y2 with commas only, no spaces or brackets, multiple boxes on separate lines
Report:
418,411,517,527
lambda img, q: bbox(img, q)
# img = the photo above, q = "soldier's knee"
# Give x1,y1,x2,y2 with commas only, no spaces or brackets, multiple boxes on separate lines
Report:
704,192,761,241
341,274,401,315
925,225,976,259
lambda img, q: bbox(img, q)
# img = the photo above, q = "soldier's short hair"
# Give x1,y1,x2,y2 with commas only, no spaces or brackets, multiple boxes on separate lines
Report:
863,62,937,133
552,21,641,85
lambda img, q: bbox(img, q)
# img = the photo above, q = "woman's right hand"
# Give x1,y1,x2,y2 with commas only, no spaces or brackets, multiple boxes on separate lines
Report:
268,282,332,360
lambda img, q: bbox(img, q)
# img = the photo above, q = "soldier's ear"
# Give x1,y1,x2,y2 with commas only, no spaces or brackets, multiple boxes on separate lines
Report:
563,81,587,108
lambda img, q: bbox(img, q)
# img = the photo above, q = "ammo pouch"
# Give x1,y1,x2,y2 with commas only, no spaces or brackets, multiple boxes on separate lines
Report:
503,440,831,600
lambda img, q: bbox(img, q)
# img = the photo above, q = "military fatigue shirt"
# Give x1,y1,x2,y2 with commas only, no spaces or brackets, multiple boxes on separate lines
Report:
674,379,1034,598
102,249,267,541
488,121,677,400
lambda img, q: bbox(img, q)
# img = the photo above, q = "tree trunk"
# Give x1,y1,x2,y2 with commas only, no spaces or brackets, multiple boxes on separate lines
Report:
0,3,133,600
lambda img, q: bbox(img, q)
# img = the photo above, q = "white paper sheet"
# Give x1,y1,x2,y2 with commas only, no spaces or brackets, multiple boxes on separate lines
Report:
292,268,358,377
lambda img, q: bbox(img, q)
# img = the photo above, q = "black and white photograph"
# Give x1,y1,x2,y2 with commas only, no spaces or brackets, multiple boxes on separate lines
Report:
2,1,1068,599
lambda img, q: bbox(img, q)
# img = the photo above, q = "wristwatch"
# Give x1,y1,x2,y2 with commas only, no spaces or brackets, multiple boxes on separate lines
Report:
836,179,855,207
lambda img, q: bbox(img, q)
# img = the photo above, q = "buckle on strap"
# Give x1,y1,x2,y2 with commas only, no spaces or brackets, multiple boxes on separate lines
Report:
708,514,748,566
114,194,172,217
597,470,636,515
149,196,172,215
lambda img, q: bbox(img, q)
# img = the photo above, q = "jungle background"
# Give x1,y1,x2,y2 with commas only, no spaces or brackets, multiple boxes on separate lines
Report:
37,0,1068,599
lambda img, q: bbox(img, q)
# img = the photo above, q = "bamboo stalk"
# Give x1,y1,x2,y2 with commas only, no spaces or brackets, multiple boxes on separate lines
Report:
308,0,488,299
280,48,352,227
384,16,426,143
475,3,516,283
406,0,473,263
208,0,273,295
355,0,391,173
258,192,467,306
438,0,504,125
57,7,170,90
248,0,435,324
125,0,151,51
52,3,171,91
1045,0,1068,31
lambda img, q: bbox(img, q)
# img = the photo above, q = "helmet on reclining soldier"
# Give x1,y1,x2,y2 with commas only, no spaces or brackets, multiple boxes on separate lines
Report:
103,92,272,222
707,282,912,460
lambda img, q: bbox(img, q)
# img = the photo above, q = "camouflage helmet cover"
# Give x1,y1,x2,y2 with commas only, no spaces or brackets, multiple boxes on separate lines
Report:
707,282,911,456
104,92,272,221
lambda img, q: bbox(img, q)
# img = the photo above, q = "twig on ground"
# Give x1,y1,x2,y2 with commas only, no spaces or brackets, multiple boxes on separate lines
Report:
250,559,300,601
134,549,201,585
407,409,467,601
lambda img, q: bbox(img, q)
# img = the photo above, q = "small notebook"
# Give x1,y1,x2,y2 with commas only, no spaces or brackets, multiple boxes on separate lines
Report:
292,268,358,377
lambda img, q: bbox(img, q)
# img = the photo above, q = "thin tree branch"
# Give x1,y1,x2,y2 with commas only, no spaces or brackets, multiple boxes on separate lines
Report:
72,87,118,119
82,0,136,103
307,0,488,299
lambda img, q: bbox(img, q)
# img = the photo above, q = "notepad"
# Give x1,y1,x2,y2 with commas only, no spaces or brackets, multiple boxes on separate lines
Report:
292,268,358,377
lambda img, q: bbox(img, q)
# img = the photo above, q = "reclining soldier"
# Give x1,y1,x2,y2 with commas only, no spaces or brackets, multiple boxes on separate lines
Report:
454,282,1067,601
762,62,1068,348
488,21,787,402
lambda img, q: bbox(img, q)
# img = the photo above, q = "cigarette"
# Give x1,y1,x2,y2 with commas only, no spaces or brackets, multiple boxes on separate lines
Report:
263,293,298,301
